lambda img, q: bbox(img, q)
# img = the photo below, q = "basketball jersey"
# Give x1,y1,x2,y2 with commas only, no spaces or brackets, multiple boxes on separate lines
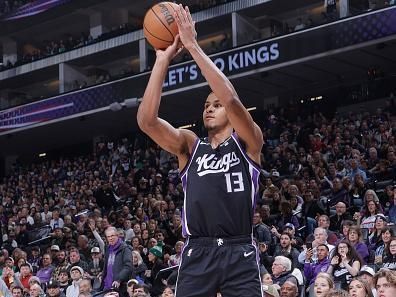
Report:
180,133,261,238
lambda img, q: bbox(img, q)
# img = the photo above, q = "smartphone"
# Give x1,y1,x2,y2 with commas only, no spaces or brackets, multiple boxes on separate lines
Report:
306,242,313,250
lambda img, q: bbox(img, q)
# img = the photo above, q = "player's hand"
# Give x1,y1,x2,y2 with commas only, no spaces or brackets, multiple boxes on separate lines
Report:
156,35,183,63
174,5,197,50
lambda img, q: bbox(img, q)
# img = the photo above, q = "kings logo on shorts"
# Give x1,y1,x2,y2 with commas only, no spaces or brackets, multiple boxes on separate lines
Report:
195,152,240,176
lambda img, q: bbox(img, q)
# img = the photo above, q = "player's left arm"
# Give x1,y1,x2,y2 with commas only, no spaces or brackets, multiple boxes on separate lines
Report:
175,5,263,163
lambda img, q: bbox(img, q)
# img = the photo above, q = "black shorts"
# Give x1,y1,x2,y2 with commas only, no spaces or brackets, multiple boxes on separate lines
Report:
175,236,263,297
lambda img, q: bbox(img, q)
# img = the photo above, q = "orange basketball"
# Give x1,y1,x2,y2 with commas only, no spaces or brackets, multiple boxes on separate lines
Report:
143,2,179,50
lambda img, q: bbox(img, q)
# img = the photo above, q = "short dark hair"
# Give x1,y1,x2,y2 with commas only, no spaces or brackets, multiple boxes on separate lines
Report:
317,243,329,251
11,286,23,293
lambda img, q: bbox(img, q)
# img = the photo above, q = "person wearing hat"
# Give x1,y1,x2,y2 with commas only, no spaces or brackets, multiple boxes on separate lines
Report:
358,265,376,297
87,247,103,290
146,244,167,296
50,245,61,262
66,266,83,297
101,227,133,295
47,280,66,297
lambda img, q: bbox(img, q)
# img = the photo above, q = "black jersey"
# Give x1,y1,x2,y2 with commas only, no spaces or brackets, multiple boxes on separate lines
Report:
180,133,261,238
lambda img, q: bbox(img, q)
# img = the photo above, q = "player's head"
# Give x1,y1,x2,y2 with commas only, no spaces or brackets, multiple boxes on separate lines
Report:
203,92,230,132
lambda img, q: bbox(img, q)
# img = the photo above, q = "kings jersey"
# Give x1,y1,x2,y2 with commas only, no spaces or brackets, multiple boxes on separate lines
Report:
180,133,261,238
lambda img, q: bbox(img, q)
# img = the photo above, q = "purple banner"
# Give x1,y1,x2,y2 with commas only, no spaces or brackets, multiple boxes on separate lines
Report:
2,0,72,21
0,83,121,133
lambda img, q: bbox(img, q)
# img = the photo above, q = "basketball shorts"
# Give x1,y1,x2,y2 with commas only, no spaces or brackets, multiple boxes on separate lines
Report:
174,236,263,297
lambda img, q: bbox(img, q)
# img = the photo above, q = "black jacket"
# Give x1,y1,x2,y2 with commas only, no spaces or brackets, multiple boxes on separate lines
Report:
101,241,133,291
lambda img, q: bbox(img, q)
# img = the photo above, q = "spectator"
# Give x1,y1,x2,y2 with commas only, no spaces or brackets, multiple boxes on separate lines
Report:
348,277,374,297
313,272,334,297
10,286,22,297
382,238,396,270
36,253,54,284
101,227,133,294
66,266,83,297
328,178,350,207
53,250,71,280
78,278,92,296
279,277,299,297
327,241,362,290
69,250,89,272
30,283,43,297
272,256,295,286
347,225,369,264
299,227,335,264
274,233,301,269
57,269,70,294
47,280,66,297
304,244,331,285
253,211,272,246
146,244,167,296
374,269,396,297
168,241,183,267
87,247,103,280
374,227,394,267
18,263,32,291
329,202,352,233
357,266,376,297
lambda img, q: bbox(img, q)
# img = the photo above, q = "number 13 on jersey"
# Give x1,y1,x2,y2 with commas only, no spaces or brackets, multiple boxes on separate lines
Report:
225,172,245,193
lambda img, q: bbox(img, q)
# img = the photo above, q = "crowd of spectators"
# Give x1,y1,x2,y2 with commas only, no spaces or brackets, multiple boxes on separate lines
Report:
0,97,394,296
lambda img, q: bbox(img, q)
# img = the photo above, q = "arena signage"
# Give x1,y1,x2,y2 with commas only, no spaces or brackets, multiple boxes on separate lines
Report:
163,43,280,88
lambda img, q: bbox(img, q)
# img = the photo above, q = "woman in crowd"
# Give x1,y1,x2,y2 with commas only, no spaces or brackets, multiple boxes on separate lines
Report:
374,226,394,266
314,272,334,297
355,194,382,227
348,277,374,297
367,214,388,251
132,251,148,282
327,241,362,290
382,237,396,270
347,225,369,264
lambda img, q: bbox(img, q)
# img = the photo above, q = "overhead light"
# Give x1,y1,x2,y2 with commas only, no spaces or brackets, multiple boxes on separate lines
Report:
247,107,257,112
39,153,46,157
179,124,195,129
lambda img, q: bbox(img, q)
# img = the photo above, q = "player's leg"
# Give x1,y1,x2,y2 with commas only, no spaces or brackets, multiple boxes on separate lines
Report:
175,243,219,297
219,243,263,297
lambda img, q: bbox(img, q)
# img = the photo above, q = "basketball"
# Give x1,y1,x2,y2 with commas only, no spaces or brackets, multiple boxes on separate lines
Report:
143,2,179,50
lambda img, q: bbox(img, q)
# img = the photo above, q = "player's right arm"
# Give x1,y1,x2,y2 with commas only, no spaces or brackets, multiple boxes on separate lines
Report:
137,36,197,167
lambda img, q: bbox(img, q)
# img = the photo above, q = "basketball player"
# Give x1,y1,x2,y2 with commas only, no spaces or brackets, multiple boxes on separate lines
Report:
137,5,263,297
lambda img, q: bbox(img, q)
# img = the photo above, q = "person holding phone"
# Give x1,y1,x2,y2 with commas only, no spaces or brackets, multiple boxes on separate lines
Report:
304,244,331,286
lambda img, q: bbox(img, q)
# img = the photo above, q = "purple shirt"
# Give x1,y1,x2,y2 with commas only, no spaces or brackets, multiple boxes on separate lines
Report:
36,265,54,283
304,258,330,285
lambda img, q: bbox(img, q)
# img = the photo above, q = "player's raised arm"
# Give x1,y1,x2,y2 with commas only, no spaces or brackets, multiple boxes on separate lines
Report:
174,5,263,163
137,36,197,165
